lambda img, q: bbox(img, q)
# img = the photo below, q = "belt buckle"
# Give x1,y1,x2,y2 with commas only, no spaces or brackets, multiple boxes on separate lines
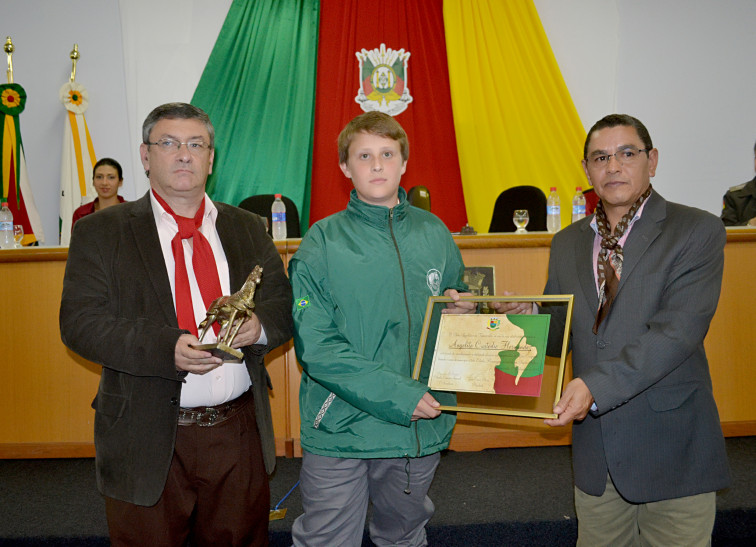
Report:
197,407,219,427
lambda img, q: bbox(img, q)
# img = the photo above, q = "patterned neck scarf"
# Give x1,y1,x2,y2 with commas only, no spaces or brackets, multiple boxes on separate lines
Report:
592,185,653,334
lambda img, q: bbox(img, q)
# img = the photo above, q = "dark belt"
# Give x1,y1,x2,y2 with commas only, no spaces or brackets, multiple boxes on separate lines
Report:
177,389,252,427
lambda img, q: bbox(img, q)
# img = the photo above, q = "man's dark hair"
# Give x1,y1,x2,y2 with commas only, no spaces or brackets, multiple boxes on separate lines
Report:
583,114,653,159
93,157,123,180
142,102,215,149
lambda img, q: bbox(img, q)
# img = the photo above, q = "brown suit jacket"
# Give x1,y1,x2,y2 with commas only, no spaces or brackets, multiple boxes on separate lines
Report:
60,192,292,506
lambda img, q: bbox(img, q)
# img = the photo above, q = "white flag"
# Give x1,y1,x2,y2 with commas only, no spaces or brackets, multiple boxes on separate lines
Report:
59,81,96,245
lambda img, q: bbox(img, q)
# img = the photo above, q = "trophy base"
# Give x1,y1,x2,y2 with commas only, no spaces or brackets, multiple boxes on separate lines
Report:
192,342,244,363
269,508,287,521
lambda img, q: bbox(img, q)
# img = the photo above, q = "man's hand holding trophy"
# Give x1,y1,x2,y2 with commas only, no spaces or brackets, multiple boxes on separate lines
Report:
192,265,263,362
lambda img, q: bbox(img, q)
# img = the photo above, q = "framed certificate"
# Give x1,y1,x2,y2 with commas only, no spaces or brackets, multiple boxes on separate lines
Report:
411,295,573,419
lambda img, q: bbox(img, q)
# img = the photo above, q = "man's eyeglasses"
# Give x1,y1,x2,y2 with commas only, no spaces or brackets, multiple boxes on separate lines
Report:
587,146,649,167
146,139,211,155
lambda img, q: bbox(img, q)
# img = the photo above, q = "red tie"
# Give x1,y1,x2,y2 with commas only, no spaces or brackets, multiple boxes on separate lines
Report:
152,190,223,336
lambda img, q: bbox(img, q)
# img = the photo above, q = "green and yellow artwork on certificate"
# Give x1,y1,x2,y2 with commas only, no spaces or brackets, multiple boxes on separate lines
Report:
412,295,573,418
427,314,550,397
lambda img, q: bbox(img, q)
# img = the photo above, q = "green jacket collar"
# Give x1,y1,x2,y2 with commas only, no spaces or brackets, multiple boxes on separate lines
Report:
346,187,409,230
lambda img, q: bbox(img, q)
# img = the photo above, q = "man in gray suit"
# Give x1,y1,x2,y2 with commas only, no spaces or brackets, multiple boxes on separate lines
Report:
60,103,292,546
496,114,729,546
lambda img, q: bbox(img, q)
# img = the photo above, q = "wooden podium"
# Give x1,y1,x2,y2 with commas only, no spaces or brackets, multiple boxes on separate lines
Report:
2,229,755,458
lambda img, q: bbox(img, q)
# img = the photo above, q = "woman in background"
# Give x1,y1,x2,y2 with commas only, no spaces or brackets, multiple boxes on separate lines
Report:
71,158,126,228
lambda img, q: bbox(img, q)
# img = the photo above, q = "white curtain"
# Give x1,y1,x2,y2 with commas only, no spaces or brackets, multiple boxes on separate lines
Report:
117,0,233,197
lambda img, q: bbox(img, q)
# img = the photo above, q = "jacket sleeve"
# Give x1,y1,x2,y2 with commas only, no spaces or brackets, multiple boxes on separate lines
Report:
288,231,428,427
241,217,293,357
539,228,572,357
441,231,468,293
720,190,747,226
582,215,726,414
59,213,184,381
541,275,571,358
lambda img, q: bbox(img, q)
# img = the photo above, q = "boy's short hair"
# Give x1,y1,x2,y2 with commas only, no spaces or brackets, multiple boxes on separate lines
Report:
338,111,409,164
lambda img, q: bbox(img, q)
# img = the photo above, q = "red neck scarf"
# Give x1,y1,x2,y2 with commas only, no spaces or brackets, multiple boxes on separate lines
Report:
152,190,222,336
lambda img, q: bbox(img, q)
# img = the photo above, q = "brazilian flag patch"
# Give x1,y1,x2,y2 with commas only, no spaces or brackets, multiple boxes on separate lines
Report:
295,296,311,310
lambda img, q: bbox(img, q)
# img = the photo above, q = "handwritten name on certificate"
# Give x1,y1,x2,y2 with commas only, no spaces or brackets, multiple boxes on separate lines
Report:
427,314,550,396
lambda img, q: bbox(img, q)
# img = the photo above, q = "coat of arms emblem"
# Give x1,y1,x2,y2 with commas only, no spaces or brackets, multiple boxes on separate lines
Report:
355,43,413,116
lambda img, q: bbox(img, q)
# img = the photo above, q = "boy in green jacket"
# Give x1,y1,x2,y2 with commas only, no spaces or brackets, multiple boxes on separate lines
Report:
289,111,474,546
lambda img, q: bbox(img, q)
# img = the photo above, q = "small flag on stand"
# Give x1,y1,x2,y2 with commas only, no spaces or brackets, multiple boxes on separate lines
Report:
59,45,96,245
1,37,45,246
59,82,96,244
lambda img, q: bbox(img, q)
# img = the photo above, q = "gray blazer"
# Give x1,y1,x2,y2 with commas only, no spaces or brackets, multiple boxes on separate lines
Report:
60,192,293,506
543,190,730,503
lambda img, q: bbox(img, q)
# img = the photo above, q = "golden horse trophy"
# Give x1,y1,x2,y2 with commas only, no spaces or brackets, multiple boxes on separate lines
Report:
192,266,263,362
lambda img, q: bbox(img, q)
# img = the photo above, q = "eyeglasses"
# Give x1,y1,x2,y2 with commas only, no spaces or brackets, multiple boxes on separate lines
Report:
146,139,211,155
587,146,649,167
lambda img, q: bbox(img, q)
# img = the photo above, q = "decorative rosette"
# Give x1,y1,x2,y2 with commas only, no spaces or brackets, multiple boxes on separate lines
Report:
59,81,89,114
0,83,26,116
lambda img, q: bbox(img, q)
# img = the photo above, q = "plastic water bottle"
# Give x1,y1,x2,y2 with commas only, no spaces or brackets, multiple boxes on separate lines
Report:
271,194,287,240
0,200,14,249
571,186,586,223
546,187,560,233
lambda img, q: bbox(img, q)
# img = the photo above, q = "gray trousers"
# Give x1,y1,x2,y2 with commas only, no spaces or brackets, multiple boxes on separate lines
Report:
291,451,441,547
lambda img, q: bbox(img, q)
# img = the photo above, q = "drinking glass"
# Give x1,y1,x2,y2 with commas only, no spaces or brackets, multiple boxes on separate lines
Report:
13,224,24,248
513,210,529,233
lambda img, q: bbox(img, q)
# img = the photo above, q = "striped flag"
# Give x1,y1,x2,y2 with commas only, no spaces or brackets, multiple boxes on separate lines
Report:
0,82,45,246
195,0,585,233
59,81,96,245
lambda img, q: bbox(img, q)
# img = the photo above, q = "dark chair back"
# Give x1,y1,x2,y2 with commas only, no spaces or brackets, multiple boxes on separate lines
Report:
488,186,547,233
583,187,599,215
407,185,431,211
238,194,301,238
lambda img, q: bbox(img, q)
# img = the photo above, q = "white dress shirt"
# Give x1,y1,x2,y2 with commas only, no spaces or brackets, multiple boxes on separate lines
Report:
150,192,256,408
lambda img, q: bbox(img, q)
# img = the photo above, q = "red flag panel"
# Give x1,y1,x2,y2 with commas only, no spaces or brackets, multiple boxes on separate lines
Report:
310,0,468,231
6,152,33,236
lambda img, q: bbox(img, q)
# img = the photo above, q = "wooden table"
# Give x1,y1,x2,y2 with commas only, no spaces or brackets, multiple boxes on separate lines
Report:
2,229,754,458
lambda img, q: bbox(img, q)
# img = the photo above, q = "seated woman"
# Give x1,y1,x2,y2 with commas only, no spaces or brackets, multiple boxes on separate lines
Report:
71,158,126,228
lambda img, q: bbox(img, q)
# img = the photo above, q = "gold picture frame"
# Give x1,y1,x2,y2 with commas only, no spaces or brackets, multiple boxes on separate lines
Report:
411,295,574,419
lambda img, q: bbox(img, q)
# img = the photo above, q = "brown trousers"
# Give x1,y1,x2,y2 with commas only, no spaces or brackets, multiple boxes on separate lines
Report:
105,393,269,547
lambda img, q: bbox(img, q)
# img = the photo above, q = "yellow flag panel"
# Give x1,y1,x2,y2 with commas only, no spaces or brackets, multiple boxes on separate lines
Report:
444,0,586,232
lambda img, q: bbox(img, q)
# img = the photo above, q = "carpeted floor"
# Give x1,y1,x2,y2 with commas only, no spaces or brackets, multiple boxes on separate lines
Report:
1,437,755,545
